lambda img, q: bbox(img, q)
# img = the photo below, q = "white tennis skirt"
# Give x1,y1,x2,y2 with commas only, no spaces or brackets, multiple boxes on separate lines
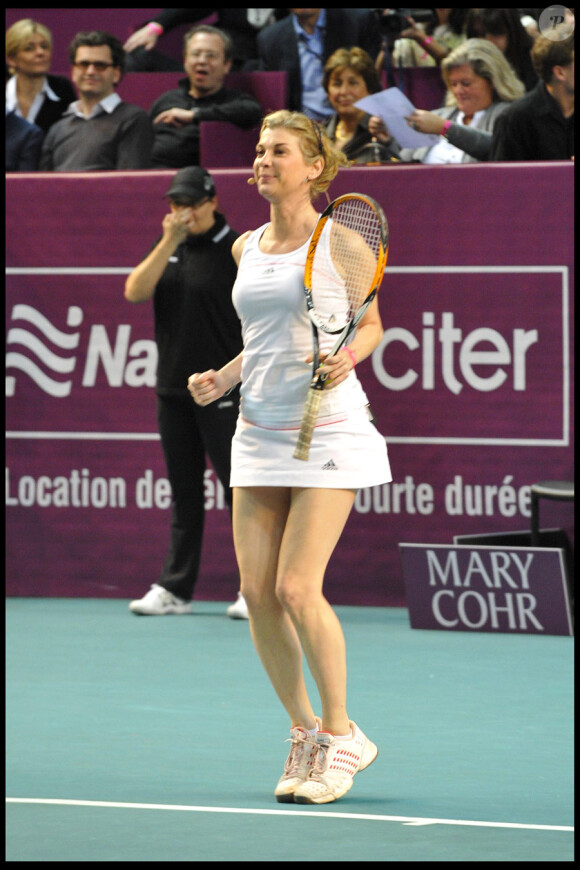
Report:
230,405,392,489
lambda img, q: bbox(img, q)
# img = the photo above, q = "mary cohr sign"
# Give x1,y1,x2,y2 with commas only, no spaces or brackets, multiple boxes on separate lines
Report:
399,543,573,636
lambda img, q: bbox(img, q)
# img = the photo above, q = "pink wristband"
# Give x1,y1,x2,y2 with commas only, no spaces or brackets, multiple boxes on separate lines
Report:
423,36,434,45
146,22,164,35
441,120,452,138
344,346,357,368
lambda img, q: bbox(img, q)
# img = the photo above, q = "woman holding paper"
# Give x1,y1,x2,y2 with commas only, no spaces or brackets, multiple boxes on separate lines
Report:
323,47,400,164
376,39,525,164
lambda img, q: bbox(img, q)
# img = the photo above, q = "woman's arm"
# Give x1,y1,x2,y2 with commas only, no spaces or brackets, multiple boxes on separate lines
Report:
187,353,244,406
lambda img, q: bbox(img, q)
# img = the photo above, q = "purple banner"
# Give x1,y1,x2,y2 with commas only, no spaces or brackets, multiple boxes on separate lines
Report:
399,543,573,636
5,9,207,72
5,164,574,605
371,268,568,444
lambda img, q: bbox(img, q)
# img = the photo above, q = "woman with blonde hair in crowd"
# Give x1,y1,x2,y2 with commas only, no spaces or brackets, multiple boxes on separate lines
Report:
6,18,76,136
188,110,391,804
385,38,526,164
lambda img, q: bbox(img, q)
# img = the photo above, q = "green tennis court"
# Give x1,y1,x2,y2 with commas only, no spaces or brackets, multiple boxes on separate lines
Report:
6,599,573,861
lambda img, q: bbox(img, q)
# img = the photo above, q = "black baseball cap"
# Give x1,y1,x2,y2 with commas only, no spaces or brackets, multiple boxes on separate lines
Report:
164,166,216,202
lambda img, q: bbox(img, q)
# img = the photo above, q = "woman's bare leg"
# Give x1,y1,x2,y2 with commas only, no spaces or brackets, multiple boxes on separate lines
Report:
233,486,317,730
234,484,356,735
276,487,356,735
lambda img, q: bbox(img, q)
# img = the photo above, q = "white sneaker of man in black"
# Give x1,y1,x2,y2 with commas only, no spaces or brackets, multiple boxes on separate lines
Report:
129,584,249,618
129,584,193,615
226,591,249,619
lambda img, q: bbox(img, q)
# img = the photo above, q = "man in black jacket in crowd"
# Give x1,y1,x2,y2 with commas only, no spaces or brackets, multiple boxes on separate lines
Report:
490,28,574,161
149,24,262,167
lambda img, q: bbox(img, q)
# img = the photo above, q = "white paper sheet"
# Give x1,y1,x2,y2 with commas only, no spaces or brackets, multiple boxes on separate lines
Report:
355,87,440,149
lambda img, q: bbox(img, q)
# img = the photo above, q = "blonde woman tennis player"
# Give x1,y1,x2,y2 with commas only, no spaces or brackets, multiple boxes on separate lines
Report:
188,110,391,804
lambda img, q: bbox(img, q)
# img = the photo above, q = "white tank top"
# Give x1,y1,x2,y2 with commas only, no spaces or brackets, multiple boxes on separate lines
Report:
232,221,370,427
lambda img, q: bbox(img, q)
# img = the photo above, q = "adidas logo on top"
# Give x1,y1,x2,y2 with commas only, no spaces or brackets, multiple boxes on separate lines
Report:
322,459,338,470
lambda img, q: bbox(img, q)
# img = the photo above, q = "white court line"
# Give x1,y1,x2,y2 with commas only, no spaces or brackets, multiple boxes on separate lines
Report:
5,798,573,832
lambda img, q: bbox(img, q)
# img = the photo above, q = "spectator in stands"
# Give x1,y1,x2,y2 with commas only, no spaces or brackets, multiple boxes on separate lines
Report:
490,29,574,161
392,39,525,164
465,9,538,91
123,9,289,72
149,25,262,168
5,18,76,136
257,9,381,121
6,111,43,171
323,47,400,164
385,8,467,68
39,31,153,171
520,10,540,41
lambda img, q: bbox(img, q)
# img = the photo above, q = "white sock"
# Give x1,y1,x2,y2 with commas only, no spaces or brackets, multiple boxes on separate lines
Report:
333,729,353,740
307,724,319,737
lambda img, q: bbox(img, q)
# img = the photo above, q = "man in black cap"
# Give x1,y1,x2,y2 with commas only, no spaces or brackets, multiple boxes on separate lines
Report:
125,166,248,619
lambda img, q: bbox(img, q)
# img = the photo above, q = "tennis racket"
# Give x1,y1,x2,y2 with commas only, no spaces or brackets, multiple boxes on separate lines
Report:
293,193,389,461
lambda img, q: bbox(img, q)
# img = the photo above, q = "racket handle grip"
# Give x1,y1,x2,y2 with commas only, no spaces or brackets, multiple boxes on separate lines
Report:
293,387,324,461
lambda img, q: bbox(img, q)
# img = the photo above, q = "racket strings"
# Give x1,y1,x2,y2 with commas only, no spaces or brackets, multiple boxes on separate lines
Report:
310,227,351,331
309,199,386,332
330,200,383,312
333,199,384,257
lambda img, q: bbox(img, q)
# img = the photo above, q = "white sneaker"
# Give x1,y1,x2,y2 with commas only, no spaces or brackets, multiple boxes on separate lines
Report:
129,584,193,615
274,720,321,803
293,721,378,804
226,592,249,620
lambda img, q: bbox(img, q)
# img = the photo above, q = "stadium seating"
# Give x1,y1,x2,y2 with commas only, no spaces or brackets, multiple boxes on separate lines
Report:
382,66,446,110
